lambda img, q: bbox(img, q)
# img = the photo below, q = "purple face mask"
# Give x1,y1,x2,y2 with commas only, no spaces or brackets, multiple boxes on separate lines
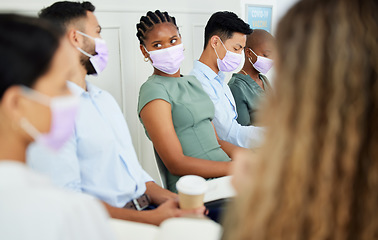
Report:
144,43,185,75
19,86,79,151
214,38,242,72
76,31,109,75
249,48,273,74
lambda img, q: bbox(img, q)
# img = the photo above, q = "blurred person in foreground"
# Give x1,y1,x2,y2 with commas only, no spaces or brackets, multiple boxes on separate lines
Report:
223,0,378,239
0,14,114,240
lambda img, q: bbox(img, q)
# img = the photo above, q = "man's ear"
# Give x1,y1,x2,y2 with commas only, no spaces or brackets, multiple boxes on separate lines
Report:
1,86,23,120
67,29,81,48
210,35,220,49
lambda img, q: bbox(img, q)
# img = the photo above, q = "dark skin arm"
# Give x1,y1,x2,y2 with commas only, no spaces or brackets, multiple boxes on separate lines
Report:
140,99,231,178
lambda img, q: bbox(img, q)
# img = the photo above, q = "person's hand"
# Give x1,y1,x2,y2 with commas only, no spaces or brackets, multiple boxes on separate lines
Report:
145,181,178,205
146,198,206,225
179,204,207,218
153,188,178,205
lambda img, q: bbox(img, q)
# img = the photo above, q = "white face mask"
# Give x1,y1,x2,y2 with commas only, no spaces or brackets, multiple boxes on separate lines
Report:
249,48,273,74
76,31,109,75
214,38,243,72
19,86,79,151
264,66,275,83
144,43,185,75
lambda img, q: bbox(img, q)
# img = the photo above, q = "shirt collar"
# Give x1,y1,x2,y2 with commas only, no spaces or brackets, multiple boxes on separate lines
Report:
194,60,225,84
67,80,102,97
86,81,102,97
233,73,272,92
259,73,272,91
67,81,85,96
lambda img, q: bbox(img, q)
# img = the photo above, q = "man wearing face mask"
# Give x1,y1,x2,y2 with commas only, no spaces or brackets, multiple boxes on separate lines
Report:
190,11,264,149
228,29,275,126
27,1,201,226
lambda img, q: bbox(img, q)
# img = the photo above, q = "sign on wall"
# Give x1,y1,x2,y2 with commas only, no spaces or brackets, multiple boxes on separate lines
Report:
245,5,273,33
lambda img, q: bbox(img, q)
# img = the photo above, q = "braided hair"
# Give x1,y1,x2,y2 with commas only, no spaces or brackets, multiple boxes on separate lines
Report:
136,10,178,45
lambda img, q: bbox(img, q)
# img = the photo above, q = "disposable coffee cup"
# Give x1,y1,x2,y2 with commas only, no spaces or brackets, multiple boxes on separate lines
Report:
176,175,207,210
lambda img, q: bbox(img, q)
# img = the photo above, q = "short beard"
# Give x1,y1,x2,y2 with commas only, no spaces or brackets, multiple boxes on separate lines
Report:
80,56,96,75
79,38,97,75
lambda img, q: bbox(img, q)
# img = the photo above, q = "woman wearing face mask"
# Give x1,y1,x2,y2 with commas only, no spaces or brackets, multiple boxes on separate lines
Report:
137,10,245,193
0,14,114,240
228,29,275,126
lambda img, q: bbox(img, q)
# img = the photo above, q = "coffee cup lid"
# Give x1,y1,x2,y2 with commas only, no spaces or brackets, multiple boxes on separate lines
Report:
176,175,207,195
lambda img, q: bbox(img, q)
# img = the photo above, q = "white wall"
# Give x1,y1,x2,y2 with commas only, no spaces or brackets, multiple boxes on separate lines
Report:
0,0,298,185
276,0,299,22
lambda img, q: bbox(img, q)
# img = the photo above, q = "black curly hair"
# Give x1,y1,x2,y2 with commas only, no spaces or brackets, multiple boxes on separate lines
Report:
204,11,252,49
136,10,178,45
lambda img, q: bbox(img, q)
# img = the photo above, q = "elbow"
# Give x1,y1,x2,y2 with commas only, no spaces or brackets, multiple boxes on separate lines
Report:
161,155,188,176
168,169,182,176
165,162,187,176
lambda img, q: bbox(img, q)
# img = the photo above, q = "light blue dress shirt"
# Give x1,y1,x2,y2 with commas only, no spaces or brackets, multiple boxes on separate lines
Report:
190,60,264,148
27,81,153,208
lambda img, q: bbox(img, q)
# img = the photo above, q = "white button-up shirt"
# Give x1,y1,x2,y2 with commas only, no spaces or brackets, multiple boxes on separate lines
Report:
190,60,264,148
0,160,115,240
27,81,153,208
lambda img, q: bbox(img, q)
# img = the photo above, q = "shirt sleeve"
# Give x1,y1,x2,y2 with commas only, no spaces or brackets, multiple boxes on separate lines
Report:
138,81,171,115
27,133,82,192
228,121,265,148
141,169,154,183
229,81,251,126
191,66,265,149
201,81,263,149
207,82,265,149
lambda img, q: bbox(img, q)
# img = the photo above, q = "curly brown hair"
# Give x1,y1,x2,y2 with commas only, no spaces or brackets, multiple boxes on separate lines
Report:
223,0,378,239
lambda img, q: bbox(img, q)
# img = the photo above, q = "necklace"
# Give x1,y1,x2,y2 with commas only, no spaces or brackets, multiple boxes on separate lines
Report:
241,69,248,76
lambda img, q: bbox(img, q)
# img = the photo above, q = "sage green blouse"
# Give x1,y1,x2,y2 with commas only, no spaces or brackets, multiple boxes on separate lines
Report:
228,73,271,126
138,75,230,192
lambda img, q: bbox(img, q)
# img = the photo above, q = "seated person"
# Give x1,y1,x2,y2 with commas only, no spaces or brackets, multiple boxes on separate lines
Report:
0,14,114,239
223,0,378,239
228,29,275,126
137,10,244,192
28,1,202,226
190,12,265,148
